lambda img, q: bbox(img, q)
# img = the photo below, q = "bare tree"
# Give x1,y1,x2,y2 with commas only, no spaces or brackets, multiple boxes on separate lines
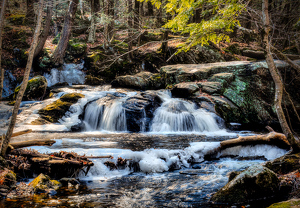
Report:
262,0,300,152
34,0,54,58
88,0,100,43
52,0,79,65
0,0,7,101
0,0,44,157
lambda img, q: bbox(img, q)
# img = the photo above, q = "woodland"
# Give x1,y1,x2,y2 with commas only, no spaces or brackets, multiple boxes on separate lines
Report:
0,0,299,207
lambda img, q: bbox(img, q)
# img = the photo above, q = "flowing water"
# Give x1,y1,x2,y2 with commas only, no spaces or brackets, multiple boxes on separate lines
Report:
0,69,288,207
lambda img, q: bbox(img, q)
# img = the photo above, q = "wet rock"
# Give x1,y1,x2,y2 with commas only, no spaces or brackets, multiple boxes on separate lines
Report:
13,76,48,101
84,75,104,85
267,198,300,208
265,153,300,175
171,82,199,98
111,71,164,90
29,173,61,194
59,178,80,186
210,164,280,204
123,91,162,132
38,93,85,123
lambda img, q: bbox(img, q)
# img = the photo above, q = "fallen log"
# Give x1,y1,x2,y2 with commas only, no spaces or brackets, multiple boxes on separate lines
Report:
204,128,291,159
219,131,291,151
10,139,56,150
11,129,32,138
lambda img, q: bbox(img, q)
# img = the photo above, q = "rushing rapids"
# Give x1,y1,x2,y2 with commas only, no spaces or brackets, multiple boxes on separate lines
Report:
0,79,290,207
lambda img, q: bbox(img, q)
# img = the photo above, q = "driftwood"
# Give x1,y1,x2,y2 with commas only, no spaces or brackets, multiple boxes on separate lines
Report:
11,129,32,138
205,127,291,159
10,139,56,150
219,131,291,151
242,50,265,59
9,149,94,178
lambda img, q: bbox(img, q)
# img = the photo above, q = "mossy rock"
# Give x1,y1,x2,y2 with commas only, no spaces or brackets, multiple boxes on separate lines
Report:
0,168,16,187
265,153,300,174
38,93,84,123
210,164,280,205
268,199,300,208
84,75,104,85
13,76,48,101
29,173,61,193
67,40,87,57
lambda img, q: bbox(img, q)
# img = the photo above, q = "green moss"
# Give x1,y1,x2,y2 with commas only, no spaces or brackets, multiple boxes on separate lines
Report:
38,93,84,123
7,14,25,25
30,174,61,193
268,199,300,208
52,33,61,44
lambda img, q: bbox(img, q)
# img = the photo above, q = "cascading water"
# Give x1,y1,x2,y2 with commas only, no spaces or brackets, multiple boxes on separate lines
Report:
83,95,127,132
150,91,223,133
44,62,85,87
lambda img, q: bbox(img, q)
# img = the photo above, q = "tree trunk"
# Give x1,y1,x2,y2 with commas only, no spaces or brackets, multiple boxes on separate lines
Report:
262,0,300,152
0,0,44,157
25,0,35,25
127,0,133,61
0,0,7,101
134,0,140,29
33,0,54,58
52,0,79,65
147,1,153,17
104,0,114,45
88,0,100,43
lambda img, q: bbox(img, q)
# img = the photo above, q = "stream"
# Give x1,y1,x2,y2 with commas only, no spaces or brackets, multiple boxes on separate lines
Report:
0,82,288,207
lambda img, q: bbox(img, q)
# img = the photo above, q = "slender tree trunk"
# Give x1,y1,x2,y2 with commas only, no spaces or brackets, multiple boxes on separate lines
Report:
0,0,7,101
134,0,140,29
1,0,44,157
52,0,79,65
104,0,114,45
34,0,54,58
25,0,35,25
88,0,100,43
262,0,300,152
127,0,133,61
147,1,153,17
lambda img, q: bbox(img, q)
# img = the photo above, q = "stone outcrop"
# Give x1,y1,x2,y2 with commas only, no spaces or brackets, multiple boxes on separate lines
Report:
13,76,48,101
29,173,61,194
122,91,162,132
210,164,280,204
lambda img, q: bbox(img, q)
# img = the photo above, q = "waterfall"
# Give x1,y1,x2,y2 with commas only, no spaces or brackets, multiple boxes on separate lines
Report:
83,97,127,132
44,62,85,87
150,91,222,133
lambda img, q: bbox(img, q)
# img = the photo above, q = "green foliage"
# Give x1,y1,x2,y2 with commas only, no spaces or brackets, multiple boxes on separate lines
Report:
140,0,245,53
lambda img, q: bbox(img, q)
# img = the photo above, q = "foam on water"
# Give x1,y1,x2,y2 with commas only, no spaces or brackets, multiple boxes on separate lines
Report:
29,139,287,179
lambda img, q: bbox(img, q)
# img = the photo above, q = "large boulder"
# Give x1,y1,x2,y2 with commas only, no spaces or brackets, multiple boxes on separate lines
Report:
0,168,17,198
111,71,164,90
160,61,249,86
13,76,48,101
268,199,300,208
265,153,300,175
210,164,280,205
122,91,162,132
38,93,85,123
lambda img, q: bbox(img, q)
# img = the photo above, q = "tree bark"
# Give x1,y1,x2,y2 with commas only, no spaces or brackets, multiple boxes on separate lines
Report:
270,45,300,72
0,0,7,101
34,0,54,58
262,0,300,152
52,0,79,65
0,0,44,157
127,0,133,61
104,0,114,45
147,1,153,17
134,0,140,29
88,0,100,43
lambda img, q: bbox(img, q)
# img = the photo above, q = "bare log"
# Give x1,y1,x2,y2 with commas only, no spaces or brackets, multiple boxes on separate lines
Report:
10,139,56,149
11,129,32,138
86,155,113,159
219,131,291,151
270,45,300,72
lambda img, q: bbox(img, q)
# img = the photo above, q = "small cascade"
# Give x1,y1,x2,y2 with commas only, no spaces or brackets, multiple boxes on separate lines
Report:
83,96,127,132
151,91,223,133
44,62,85,87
